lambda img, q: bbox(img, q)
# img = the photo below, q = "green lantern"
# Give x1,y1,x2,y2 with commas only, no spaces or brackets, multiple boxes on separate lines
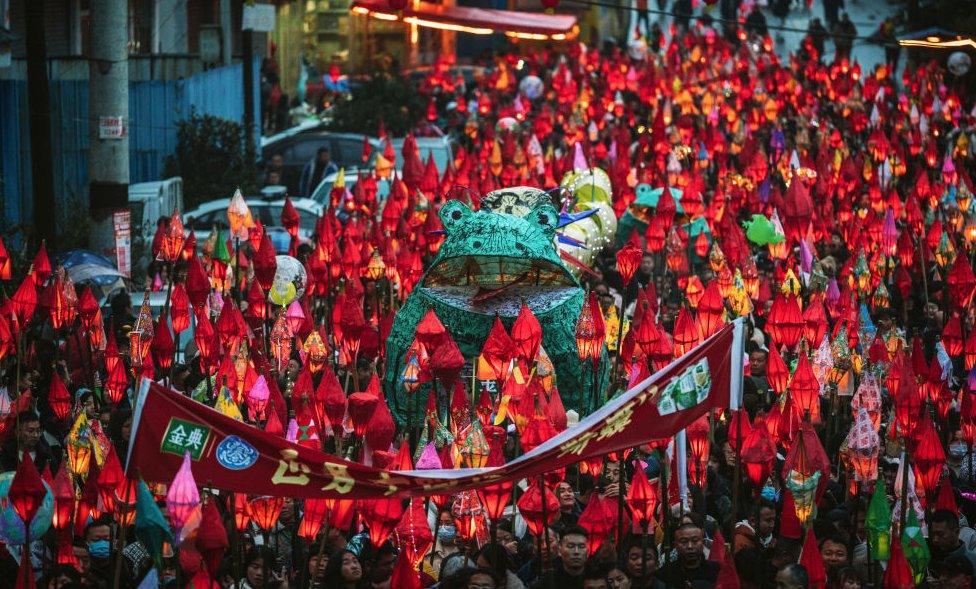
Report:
865,480,892,560
902,507,930,584
213,229,232,264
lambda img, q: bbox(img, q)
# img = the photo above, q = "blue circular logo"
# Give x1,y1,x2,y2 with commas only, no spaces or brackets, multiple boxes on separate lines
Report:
215,435,259,471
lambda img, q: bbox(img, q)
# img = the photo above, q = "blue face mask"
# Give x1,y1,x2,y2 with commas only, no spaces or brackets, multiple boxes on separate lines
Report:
88,540,110,559
437,525,457,541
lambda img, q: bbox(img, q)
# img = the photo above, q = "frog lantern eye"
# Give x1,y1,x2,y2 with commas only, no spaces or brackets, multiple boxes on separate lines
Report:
438,200,472,233
531,204,558,238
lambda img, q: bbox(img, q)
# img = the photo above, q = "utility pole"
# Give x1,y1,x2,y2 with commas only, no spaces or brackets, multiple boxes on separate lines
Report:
23,0,56,249
88,0,130,275
242,0,255,159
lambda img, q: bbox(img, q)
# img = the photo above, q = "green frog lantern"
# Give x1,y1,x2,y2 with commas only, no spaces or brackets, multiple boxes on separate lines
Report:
383,177,614,427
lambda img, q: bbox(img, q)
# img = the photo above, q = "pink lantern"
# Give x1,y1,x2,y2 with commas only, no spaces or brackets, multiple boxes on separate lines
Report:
245,375,271,420
285,301,305,336
166,452,200,539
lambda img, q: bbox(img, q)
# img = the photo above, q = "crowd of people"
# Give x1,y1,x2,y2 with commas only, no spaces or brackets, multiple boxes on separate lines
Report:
0,1,975,588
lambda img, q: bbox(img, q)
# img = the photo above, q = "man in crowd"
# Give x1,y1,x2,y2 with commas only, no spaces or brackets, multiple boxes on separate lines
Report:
533,526,589,588
658,523,720,587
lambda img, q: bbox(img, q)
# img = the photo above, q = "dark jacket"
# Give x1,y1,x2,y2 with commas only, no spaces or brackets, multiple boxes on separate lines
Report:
0,436,59,474
529,559,584,589
657,558,720,589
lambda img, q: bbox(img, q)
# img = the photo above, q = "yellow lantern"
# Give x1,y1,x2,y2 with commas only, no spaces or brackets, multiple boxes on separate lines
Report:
304,331,329,371
365,249,386,281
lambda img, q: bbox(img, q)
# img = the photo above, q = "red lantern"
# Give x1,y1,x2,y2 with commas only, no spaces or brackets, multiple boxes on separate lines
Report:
575,293,603,367
687,417,710,487
245,281,267,324
51,465,74,531
511,302,543,365
942,314,964,357
477,480,514,523
8,452,47,525
697,282,725,337
726,410,752,451
105,360,129,405
48,372,72,421
96,449,125,514
672,307,702,357
626,467,659,526
913,417,946,499
395,499,434,567
249,496,284,531
77,287,100,330
741,425,777,489
577,495,613,555
233,493,251,532
197,499,230,575
517,482,559,537
766,346,789,395
151,319,175,371
0,236,9,280
347,391,379,437
359,496,404,547
615,240,644,287
160,210,185,263
767,294,804,349
789,354,821,422
298,498,329,541
169,284,190,334
194,309,217,373
11,276,38,328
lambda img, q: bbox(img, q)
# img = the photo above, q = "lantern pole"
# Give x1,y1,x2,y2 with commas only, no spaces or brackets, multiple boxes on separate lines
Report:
730,407,744,542
916,236,930,307
112,476,133,589
969,440,973,483
262,529,271,589
311,511,331,588
539,475,552,572
617,453,626,547
640,520,649,585
610,289,630,390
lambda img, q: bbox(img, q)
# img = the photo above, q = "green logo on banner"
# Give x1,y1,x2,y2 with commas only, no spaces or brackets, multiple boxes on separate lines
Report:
161,418,212,460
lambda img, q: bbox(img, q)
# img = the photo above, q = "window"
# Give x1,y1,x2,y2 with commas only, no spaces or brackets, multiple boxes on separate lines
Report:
290,137,328,165
190,211,227,232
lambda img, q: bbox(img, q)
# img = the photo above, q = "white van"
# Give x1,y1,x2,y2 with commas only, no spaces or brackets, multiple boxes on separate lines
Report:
129,178,184,281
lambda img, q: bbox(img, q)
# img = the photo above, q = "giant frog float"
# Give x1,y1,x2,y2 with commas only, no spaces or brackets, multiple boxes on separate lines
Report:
383,170,616,426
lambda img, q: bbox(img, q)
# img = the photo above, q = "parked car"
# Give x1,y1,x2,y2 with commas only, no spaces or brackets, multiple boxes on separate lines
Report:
182,197,323,254
262,128,453,197
261,130,376,196
308,136,454,206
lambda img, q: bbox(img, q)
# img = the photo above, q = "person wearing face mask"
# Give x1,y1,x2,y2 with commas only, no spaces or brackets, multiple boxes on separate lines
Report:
423,508,461,581
83,516,114,588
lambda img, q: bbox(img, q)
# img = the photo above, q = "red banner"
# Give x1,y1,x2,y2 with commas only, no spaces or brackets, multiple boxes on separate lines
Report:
126,321,742,499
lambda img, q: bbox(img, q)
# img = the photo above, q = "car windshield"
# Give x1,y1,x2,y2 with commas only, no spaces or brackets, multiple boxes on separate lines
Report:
310,175,392,205
252,204,318,232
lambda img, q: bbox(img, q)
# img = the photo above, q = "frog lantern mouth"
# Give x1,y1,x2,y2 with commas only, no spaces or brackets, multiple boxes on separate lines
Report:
419,200,578,317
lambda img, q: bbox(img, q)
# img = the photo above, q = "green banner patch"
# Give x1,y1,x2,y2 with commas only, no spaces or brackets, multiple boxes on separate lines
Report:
161,418,212,460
